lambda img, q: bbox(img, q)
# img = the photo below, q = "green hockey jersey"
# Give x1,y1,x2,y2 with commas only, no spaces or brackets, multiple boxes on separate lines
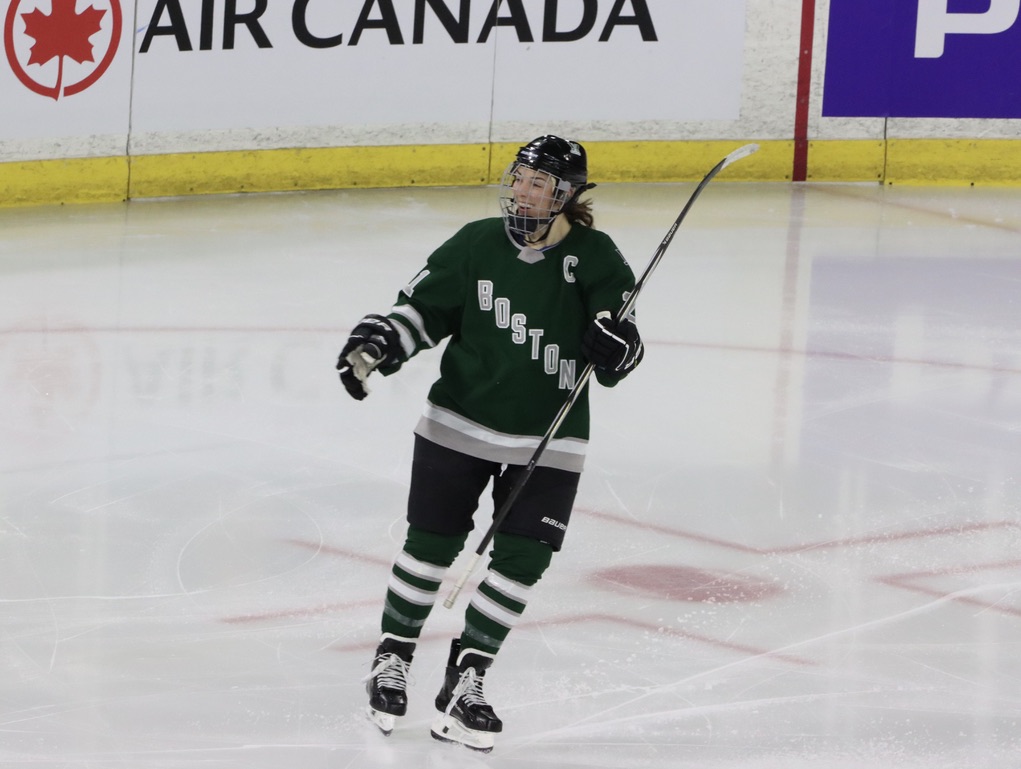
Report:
381,217,637,472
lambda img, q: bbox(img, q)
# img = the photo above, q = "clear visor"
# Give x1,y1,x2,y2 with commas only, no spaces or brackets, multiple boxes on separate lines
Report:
499,162,574,242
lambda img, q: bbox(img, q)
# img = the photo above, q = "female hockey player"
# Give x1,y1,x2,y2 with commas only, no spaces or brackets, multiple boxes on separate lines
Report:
336,135,644,752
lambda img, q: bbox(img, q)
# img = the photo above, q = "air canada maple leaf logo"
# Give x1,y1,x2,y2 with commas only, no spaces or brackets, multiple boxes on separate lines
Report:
4,0,122,99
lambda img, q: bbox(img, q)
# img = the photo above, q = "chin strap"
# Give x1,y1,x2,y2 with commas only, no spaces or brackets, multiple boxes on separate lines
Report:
524,219,555,246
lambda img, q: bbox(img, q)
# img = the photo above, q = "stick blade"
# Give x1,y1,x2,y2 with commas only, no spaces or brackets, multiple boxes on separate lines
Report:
722,143,760,169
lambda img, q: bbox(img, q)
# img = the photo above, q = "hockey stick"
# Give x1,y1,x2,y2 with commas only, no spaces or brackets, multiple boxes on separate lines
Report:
442,143,760,609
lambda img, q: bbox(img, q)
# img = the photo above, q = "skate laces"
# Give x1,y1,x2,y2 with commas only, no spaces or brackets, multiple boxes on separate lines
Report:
446,667,488,715
365,653,412,692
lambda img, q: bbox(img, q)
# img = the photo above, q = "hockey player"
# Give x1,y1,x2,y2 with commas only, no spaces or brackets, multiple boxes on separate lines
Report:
337,135,644,752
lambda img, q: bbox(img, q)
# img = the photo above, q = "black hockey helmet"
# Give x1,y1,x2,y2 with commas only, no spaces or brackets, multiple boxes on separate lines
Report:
514,135,588,186
500,135,594,244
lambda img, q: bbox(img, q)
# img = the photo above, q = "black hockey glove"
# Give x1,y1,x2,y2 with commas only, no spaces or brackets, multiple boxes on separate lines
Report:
336,314,402,400
582,311,644,374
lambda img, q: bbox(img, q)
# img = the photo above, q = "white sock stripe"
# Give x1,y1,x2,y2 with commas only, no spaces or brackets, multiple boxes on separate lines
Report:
394,551,448,582
484,571,533,604
469,590,522,629
388,573,440,606
382,600,427,628
380,632,416,645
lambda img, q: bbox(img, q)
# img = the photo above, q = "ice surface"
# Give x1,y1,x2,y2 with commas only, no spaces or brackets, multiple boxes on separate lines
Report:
1,182,1019,768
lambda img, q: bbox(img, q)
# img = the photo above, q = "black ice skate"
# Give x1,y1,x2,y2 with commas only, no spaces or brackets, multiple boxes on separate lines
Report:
431,639,503,752
364,634,415,735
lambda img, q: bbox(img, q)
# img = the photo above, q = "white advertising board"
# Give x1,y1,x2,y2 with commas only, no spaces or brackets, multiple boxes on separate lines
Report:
490,1,746,124
2,0,749,158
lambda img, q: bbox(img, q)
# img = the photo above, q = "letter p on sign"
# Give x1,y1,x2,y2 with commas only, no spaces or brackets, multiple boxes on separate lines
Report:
915,0,1021,57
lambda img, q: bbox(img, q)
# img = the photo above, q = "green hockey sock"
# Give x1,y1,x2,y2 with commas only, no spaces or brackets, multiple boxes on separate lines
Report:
461,533,553,655
380,527,467,640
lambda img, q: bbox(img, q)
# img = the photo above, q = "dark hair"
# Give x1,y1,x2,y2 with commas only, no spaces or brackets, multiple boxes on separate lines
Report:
563,197,594,228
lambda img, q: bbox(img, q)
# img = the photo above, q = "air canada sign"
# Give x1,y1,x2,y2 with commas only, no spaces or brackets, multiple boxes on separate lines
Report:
136,0,658,51
5,1,746,134
4,0,658,100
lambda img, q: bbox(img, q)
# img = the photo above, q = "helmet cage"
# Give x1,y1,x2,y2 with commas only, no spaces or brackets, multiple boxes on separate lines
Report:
499,161,576,242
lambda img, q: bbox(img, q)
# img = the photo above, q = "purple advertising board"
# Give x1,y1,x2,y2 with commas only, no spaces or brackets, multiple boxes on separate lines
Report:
823,0,1021,118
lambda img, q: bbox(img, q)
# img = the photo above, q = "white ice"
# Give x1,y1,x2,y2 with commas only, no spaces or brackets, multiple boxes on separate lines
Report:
1,181,1019,768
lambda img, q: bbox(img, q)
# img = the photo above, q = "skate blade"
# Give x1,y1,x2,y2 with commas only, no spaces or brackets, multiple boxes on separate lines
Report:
366,706,397,736
430,713,495,752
